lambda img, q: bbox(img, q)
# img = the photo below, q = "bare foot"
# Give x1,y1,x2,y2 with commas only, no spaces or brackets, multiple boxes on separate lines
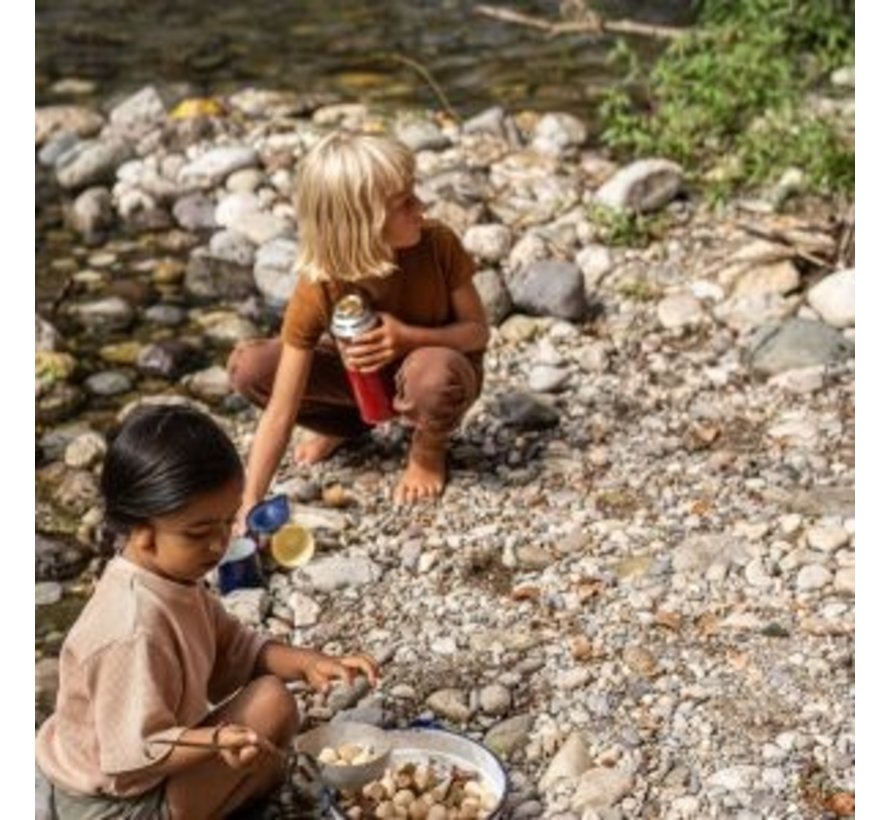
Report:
293,432,347,466
394,434,447,504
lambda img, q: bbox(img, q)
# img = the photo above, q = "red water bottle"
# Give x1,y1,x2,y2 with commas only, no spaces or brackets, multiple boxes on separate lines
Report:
330,294,396,425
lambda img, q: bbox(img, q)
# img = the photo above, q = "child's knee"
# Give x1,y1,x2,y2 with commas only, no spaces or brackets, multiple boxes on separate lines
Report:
244,676,299,743
396,348,478,432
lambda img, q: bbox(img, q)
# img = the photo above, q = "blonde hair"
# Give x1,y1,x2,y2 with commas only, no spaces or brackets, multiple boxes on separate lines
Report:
294,132,416,283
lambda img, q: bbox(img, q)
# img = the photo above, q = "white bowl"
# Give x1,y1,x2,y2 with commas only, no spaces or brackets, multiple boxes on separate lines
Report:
295,721,392,791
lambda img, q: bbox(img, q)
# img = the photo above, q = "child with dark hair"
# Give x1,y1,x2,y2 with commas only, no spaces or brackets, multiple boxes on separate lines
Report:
36,403,378,820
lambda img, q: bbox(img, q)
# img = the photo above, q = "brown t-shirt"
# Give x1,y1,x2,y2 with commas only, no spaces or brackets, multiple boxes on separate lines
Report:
281,221,480,367
35,557,268,798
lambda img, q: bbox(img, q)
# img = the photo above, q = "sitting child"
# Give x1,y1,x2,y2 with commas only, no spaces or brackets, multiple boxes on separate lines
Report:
36,403,378,819
227,131,490,526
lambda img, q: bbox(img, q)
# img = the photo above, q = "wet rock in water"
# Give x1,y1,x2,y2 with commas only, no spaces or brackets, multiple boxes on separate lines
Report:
36,351,77,396
298,555,382,593
747,319,853,376
427,688,473,723
173,192,217,232
253,238,299,311
209,229,256,267
484,714,534,758
68,186,114,242
593,158,683,213
57,470,101,515
184,248,256,301
181,365,231,403
474,269,513,325
56,138,133,190
70,296,134,333
807,268,854,328
144,304,187,326
531,112,587,155
85,370,134,397
37,383,86,425
463,224,513,264
35,534,92,582
178,145,259,189
495,391,559,430
64,431,106,469
508,260,586,321
137,339,200,380
36,315,62,352
657,293,705,330
39,423,93,462
35,105,105,145
35,582,64,607
394,117,450,152
106,86,166,141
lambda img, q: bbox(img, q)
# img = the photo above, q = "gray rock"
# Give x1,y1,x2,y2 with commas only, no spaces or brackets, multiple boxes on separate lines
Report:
796,564,833,592
333,698,385,727
215,192,261,228
395,118,450,152
226,168,265,193
85,370,133,397
528,365,570,393
254,238,299,310
473,269,512,326
37,382,86,425
228,211,293,246
479,683,511,716
144,304,187,326
179,146,259,189
462,106,507,138
657,293,705,330
299,555,382,593
36,315,62,352
532,113,587,155
327,677,372,713
594,159,683,212
540,733,592,791
506,233,549,277
747,319,853,376
181,365,231,402
137,339,198,380
427,689,473,723
39,131,81,167
64,432,106,469
495,391,559,430
807,268,854,328
35,535,91,582
209,230,256,267
484,714,534,757
56,138,133,190
508,260,586,321
571,764,635,811
71,296,134,332
288,591,322,627
185,248,256,302
219,588,270,626
35,582,64,606
173,193,217,232
463,224,513,263
35,105,104,145
107,86,166,141
69,186,114,241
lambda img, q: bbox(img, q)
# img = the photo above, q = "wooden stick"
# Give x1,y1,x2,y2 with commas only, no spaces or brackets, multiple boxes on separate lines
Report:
474,4,686,40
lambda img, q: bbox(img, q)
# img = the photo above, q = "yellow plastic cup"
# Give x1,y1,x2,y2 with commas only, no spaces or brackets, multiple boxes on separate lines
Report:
270,524,315,569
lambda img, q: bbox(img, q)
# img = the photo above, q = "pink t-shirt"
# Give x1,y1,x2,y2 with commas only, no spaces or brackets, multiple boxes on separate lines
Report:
35,557,268,797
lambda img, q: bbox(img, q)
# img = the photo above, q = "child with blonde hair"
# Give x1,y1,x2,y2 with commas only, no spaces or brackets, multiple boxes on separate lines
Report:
36,404,378,819
228,131,489,524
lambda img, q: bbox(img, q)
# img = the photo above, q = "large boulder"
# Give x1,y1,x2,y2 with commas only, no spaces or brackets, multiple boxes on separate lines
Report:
747,318,854,376
507,260,586,321
593,158,683,212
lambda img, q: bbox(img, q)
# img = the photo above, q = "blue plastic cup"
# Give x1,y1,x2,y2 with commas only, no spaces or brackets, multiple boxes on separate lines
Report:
217,536,264,595
246,494,291,535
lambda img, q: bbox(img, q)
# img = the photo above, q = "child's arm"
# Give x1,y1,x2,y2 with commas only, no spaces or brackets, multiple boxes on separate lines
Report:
344,280,490,372
140,724,268,777
253,642,380,693
236,344,314,532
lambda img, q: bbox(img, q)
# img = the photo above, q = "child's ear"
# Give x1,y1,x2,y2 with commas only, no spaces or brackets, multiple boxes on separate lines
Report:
129,524,157,555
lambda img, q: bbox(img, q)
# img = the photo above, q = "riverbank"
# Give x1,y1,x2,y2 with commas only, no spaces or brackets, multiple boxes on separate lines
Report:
36,84,855,818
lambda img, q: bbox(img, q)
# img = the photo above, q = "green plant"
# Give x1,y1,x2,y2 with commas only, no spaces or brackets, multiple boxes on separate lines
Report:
588,204,666,247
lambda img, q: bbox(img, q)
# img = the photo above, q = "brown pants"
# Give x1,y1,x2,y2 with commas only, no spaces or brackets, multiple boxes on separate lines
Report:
227,339,482,440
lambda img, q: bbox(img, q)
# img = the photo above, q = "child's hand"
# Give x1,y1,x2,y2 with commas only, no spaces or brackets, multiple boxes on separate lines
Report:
302,651,380,693
215,724,265,770
343,313,409,372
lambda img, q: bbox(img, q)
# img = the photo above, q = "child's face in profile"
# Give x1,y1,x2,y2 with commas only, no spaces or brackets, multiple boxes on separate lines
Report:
382,182,424,249
136,476,244,584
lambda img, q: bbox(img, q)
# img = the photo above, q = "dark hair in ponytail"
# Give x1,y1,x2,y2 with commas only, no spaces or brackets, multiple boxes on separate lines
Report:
100,404,243,541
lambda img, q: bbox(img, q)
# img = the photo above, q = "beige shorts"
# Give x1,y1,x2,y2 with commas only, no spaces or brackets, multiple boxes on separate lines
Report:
51,782,170,820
